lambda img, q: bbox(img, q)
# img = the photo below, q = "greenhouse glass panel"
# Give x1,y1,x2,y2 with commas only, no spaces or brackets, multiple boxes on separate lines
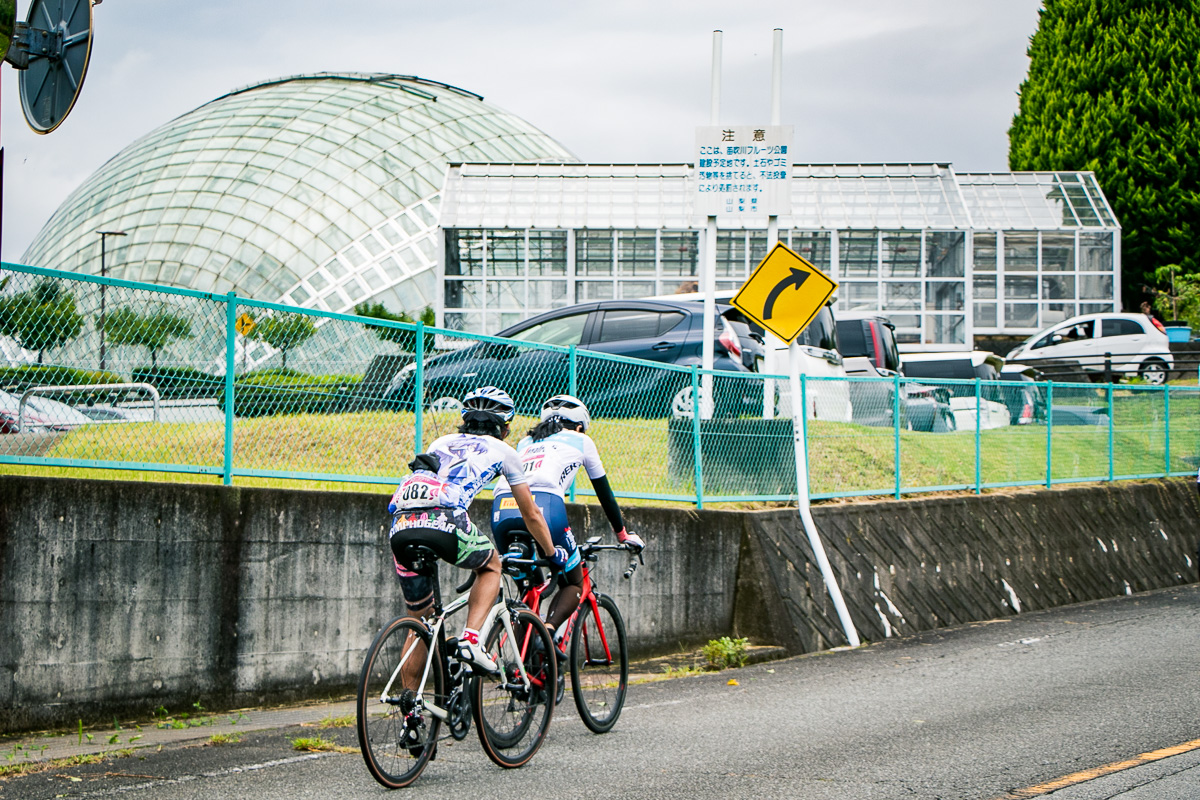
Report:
577,231,614,275
1003,233,1038,272
661,231,699,276
618,281,656,299
528,230,567,276
1079,274,1113,300
927,232,966,277
974,274,997,299
617,230,656,276
488,279,525,309
842,281,879,309
839,231,878,278
1006,275,1038,299
789,231,831,271
1041,274,1074,302
577,281,614,301
1079,232,1114,272
486,230,524,276
882,232,921,277
886,282,921,310
1005,303,1038,327
445,279,482,309
1041,233,1075,272
928,315,966,345
975,303,997,327
716,231,748,278
1041,303,1075,325
926,281,964,311
529,280,567,307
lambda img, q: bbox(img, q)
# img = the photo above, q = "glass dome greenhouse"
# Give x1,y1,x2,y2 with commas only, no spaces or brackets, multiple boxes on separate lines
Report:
21,72,577,320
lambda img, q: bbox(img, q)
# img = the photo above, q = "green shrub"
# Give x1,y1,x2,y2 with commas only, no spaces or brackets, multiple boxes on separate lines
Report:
0,366,125,402
702,636,749,670
216,371,363,417
131,366,222,400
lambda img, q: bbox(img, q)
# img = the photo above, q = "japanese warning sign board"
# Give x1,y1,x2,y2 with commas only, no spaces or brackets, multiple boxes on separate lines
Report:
731,242,837,345
695,125,793,216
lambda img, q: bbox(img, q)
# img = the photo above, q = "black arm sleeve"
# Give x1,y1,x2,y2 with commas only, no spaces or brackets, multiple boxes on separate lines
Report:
591,475,625,533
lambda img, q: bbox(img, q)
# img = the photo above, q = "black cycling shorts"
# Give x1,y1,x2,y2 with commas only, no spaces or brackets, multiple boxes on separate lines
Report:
389,507,494,611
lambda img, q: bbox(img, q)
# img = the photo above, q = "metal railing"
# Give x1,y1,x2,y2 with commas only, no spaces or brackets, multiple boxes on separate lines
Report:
1,260,1197,505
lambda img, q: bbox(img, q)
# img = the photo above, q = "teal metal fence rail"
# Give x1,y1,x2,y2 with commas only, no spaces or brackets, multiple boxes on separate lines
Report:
2,261,1198,506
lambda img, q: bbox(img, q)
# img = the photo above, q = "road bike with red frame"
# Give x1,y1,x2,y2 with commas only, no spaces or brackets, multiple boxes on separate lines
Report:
502,533,642,733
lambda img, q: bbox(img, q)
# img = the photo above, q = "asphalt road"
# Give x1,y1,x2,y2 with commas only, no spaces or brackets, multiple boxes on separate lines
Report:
5,584,1199,800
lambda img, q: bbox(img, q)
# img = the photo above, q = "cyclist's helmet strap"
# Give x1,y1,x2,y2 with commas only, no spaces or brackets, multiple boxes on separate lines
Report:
462,385,516,423
540,394,590,432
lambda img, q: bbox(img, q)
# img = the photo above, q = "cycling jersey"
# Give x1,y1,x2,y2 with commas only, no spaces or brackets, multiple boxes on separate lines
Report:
389,433,528,513
494,430,606,498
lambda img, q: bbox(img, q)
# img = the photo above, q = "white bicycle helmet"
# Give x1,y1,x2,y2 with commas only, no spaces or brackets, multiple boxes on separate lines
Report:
462,386,516,423
540,394,590,432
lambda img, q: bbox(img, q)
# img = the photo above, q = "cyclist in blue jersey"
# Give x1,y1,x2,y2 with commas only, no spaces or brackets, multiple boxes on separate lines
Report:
388,386,561,672
491,394,645,649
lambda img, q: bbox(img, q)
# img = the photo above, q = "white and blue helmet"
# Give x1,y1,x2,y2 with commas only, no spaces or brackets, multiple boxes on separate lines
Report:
462,386,516,423
540,394,590,432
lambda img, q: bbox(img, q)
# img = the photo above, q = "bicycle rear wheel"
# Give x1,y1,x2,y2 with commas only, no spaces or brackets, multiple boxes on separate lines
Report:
356,616,444,788
473,608,555,768
570,592,628,733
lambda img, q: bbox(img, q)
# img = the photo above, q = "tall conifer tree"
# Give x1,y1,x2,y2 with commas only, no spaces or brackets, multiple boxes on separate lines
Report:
1008,0,1200,308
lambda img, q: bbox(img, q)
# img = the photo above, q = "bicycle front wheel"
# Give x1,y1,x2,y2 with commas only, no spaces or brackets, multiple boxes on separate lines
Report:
473,608,556,768
570,592,628,733
356,616,444,788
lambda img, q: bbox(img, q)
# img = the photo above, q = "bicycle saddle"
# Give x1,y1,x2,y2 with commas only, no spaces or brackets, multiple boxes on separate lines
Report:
396,543,440,576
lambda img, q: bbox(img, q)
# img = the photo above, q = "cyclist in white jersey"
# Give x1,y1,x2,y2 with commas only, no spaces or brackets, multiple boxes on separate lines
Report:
492,394,645,645
388,386,560,672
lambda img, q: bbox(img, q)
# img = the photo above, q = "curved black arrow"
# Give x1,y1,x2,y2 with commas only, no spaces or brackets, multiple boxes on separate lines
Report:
763,268,810,319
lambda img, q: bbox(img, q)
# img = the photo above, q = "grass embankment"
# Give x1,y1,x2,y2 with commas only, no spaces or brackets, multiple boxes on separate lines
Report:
1,390,1196,505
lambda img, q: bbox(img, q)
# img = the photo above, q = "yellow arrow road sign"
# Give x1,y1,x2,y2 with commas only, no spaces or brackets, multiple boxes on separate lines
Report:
731,242,837,344
235,313,256,336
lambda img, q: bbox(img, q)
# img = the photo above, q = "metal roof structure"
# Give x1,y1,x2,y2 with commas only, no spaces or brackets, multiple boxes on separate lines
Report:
441,162,1119,232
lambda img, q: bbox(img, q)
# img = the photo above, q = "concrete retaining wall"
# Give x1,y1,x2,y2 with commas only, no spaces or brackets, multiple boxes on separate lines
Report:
2,475,1196,733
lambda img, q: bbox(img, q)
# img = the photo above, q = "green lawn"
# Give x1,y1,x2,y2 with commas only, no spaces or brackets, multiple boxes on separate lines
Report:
2,393,1197,507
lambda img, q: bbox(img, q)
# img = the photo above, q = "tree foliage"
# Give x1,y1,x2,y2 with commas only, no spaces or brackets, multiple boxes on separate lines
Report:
249,312,316,370
1008,0,1200,307
354,301,435,351
102,307,194,368
0,278,84,363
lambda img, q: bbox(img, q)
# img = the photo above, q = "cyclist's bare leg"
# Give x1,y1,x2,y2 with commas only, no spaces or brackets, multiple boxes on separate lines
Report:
544,564,583,634
465,550,501,632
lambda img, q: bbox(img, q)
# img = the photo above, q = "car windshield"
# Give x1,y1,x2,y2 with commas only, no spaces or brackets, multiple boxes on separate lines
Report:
508,313,587,347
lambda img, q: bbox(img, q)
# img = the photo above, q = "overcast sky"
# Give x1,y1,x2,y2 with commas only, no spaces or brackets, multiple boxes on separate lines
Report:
0,0,1043,262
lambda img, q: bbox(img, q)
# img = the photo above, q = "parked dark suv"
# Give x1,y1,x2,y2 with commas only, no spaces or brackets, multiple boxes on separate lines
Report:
383,299,756,418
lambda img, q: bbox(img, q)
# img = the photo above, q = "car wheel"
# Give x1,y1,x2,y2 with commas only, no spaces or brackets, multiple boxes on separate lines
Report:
670,386,719,419
428,396,464,414
1138,358,1168,385
671,387,694,419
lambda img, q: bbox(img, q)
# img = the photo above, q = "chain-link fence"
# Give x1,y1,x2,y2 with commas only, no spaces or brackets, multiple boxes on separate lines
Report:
3,261,1198,505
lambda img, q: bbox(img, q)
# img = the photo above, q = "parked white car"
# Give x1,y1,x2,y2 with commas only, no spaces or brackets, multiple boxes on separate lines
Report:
662,291,852,422
1006,313,1172,385
901,351,1012,430
0,389,93,433
755,305,852,422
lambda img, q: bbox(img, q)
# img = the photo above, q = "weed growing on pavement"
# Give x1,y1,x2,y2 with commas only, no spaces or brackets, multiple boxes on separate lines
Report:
207,733,243,746
702,636,750,670
290,736,353,753
315,715,354,729
0,752,104,779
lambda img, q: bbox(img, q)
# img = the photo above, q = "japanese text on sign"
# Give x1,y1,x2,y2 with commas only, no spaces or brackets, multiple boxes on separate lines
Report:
695,125,793,217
